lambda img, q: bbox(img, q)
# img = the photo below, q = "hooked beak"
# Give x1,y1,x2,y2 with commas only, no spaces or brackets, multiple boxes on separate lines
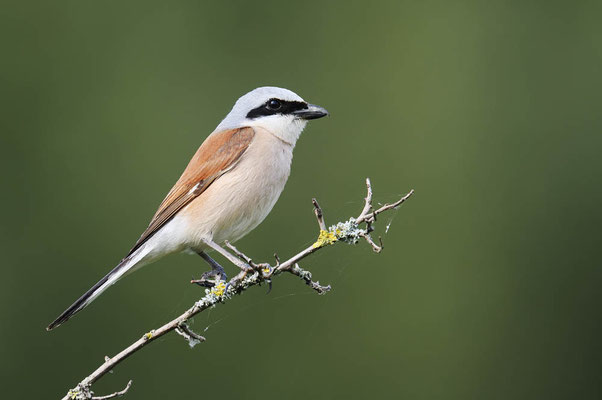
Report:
293,104,329,120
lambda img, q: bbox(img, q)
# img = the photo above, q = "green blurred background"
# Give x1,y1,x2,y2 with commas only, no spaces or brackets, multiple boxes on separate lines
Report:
2,1,601,398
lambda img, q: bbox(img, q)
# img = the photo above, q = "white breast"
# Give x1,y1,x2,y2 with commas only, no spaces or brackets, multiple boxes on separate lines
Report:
178,127,294,250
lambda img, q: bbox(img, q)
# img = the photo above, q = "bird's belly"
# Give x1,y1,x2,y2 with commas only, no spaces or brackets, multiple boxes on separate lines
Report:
184,173,287,248
180,137,292,250
209,178,285,243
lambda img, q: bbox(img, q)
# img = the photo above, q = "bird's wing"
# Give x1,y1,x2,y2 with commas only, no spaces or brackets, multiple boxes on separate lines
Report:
126,126,255,256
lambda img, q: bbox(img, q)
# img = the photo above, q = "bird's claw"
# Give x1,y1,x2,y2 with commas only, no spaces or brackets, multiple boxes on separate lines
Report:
256,263,274,294
191,278,214,287
191,268,227,288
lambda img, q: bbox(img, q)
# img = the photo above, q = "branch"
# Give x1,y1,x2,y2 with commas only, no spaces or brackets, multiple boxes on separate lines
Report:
175,323,206,348
91,381,132,400
60,178,414,399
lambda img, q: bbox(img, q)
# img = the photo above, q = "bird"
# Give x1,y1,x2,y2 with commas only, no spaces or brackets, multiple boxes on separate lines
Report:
46,86,328,331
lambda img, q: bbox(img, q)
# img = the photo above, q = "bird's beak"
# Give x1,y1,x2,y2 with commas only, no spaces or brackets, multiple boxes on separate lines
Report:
293,104,329,120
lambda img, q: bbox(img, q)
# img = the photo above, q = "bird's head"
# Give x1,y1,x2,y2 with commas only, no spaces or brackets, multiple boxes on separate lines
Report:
215,86,328,145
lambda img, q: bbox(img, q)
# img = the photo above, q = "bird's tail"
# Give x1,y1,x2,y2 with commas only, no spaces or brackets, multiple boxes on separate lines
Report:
46,247,149,331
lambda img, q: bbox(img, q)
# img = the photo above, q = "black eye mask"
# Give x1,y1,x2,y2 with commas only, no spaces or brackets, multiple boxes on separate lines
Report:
246,99,308,119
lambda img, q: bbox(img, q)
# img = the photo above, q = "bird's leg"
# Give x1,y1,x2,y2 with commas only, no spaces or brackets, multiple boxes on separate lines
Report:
191,251,228,288
200,238,254,291
201,238,253,271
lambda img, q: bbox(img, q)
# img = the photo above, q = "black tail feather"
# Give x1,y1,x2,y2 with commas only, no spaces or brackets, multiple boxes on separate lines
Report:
46,257,131,331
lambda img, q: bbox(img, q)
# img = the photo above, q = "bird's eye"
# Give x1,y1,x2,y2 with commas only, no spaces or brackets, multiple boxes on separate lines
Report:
267,99,282,110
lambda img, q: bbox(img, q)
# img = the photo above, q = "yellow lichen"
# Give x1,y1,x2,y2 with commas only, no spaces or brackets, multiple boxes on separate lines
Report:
211,281,226,296
69,390,78,400
262,267,271,275
312,229,338,248
144,331,153,340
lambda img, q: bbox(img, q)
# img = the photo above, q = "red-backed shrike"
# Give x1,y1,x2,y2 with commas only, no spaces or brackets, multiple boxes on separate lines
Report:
47,87,328,330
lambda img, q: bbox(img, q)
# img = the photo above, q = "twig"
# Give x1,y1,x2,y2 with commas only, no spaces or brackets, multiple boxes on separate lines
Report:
224,241,254,266
175,323,206,347
312,198,327,231
288,263,331,294
361,233,383,253
59,179,413,399
91,381,132,400
359,177,374,219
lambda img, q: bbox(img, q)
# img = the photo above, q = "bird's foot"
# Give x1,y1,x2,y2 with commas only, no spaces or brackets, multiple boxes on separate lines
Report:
191,268,228,288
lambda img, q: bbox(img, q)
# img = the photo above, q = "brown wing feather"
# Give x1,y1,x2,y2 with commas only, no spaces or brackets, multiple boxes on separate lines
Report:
126,126,255,256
